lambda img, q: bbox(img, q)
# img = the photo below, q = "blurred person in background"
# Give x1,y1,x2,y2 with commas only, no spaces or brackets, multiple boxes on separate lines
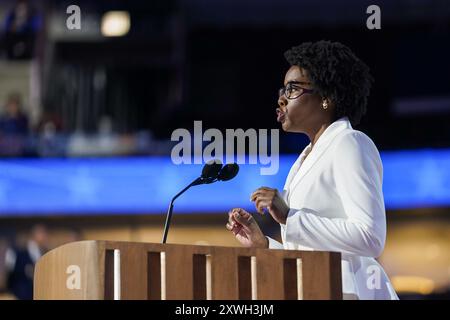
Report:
4,224,49,300
0,238,9,296
35,109,66,157
2,0,41,60
0,92,29,156
0,92,29,135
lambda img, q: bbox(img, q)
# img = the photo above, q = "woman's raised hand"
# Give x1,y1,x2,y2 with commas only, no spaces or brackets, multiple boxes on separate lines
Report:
225,208,268,248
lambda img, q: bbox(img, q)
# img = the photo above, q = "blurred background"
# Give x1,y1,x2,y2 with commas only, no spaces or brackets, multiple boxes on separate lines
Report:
0,0,449,300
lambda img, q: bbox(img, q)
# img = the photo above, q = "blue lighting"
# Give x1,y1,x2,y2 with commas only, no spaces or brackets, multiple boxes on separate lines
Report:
0,149,449,216
382,149,450,209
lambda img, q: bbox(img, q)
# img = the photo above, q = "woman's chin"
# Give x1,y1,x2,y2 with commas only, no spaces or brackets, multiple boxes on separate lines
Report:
281,121,290,132
281,119,302,133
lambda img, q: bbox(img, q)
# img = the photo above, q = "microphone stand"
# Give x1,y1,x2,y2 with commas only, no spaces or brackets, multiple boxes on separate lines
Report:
161,176,217,244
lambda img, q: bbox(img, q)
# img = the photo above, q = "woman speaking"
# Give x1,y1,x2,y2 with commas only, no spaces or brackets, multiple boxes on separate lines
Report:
226,40,398,300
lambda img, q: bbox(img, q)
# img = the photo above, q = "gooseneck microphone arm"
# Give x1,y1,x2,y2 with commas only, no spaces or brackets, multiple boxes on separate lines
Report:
161,161,238,244
161,177,201,244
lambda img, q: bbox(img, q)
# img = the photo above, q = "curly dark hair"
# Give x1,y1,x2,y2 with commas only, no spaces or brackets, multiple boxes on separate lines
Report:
284,40,373,126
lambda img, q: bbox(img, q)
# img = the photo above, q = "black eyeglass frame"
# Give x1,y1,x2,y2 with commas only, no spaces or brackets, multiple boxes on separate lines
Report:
278,81,315,100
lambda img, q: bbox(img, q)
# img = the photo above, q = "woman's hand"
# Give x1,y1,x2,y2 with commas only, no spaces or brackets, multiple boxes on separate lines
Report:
225,208,268,248
250,187,290,225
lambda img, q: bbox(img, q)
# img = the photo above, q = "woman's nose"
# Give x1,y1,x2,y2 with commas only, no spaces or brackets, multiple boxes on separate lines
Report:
278,96,287,109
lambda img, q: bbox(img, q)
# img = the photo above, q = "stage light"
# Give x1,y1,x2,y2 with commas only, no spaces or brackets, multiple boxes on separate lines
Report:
391,276,435,295
101,11,130,37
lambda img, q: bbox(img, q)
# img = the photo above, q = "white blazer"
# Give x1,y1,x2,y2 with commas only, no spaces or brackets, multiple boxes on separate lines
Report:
267,116,399,300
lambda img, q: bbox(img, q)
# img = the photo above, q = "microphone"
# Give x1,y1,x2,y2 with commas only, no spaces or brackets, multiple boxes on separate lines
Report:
192,160,223,185
162,160,239,243
217,163,239,181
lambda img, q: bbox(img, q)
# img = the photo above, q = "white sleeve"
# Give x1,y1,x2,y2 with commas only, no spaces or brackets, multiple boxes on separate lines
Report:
266,236,284,249
283,132,386,258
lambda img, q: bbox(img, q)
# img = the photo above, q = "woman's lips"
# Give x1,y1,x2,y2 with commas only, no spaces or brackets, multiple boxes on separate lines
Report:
276,109,286,123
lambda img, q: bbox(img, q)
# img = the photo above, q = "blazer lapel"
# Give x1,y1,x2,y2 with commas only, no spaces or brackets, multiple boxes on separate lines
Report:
282,145,310,201
284,145,310,188
287,117,352,201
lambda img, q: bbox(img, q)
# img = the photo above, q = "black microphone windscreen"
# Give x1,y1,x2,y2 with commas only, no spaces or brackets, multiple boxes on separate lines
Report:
218,163,239,181
201,159,223,179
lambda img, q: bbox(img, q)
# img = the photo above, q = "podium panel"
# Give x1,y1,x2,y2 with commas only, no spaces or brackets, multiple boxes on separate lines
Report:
34,240,342,300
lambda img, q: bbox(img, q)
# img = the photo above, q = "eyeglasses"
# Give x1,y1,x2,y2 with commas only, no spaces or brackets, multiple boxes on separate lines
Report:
278,81,315,100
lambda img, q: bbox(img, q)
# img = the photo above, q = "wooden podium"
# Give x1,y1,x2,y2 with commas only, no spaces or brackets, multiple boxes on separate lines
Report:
34,240,342,300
